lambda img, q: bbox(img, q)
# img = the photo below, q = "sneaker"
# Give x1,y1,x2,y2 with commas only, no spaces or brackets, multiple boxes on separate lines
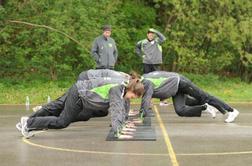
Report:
225,109,239,123
159,101,169,106
21,116,34,139
16,122,22,132
32,106,42,112
205,103,217,118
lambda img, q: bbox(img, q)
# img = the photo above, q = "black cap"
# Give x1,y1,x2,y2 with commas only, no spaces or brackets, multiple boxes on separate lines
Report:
102,25,112,31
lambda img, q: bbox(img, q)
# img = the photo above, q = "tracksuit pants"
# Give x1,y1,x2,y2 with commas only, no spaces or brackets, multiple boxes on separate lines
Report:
27,85,83,130
30,92,108,124
172,75,234,117
143,63,161,74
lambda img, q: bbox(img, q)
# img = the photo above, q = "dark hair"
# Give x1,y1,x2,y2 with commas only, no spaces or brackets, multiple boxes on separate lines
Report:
102,25,112,31
126,78,144,97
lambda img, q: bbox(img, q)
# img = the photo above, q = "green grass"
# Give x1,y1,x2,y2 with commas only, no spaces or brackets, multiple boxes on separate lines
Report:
183,73,252,102
0,73,251,104
0,79,73,104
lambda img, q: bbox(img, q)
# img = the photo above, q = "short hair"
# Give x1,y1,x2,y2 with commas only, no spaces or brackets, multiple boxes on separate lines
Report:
102,25,112,31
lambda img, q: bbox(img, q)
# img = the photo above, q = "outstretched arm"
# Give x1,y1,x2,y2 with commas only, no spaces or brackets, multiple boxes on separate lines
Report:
109,86,126,133
140,79,154,116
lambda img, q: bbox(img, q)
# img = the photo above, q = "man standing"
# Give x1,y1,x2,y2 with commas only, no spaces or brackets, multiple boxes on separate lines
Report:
136,28,166,74
91,25,118,69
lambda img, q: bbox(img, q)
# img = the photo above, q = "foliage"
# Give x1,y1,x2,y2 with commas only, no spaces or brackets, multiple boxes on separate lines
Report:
0,0,157,79
0,0,251,83
150,0,252,82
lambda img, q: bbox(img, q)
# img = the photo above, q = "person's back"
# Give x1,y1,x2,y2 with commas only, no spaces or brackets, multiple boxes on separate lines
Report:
75,77,127,110
140,71,180,115
78,69,129,81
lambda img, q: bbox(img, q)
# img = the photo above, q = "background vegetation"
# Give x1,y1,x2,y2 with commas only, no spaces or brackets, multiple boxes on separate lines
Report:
0,0,251,104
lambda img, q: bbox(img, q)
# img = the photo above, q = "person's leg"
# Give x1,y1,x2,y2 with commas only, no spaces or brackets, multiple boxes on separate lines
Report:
178,75,233,114
185,95,201,106
172,92,207,117
109,66,114,70
153,64,161,71
73,110,92,122
30,93,67,118
96,66,106,69
92,110,109,117
26,85,83,130
143,63,152,74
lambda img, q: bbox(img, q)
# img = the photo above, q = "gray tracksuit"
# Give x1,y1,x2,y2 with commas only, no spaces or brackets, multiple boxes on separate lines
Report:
136,29,166,64
31,70,130,124
76,78,129,132
141,71,180,112
141,71,234,117
27,78,129,132
91,35,118,69
78,69,129,81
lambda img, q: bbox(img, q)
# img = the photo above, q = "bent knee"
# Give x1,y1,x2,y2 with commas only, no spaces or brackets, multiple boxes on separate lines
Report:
56,120,71,129
175,107,186,117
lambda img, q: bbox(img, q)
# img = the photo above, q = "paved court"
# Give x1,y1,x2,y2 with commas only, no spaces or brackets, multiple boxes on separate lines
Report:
0,103,251,166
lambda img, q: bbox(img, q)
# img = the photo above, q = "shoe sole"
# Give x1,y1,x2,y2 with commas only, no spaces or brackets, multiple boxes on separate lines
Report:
21,117,34,139
16,123,22,132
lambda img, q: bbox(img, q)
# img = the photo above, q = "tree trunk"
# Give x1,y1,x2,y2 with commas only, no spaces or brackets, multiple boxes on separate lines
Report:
50,66,57,81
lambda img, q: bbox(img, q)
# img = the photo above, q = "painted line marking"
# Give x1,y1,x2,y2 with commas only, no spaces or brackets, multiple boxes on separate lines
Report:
23,137,168,156
177,151,252,156
22,128,252,157
20,105,252,158
23,136,252,156
153,105,179,166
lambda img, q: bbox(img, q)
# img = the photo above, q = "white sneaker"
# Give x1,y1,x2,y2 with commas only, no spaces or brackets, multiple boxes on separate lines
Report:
16,122,22,132
159,101,169,106
32,106,42,112
225,109,239,123
21,116,34,138
205,103,217,118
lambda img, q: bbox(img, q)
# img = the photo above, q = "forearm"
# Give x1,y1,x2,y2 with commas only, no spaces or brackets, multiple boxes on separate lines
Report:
110,108,124,132
140,95,152,113
141,80,154,114
150,28,166,43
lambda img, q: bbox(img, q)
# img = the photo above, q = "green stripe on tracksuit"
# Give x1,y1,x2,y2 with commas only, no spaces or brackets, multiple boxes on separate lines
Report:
90,83,118,99
145,77,168,89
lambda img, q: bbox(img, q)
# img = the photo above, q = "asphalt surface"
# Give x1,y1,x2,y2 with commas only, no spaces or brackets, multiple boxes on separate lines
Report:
0,103,251,166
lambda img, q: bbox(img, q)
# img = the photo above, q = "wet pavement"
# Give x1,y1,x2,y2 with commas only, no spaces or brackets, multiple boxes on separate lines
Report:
0,103,251,166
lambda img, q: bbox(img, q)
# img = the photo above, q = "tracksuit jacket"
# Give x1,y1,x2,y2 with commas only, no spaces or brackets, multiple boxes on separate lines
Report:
78,69,129,81
76,78,129,132
28,77,130,133
91,35,118,68
136,29,166,64
141,71,180,112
